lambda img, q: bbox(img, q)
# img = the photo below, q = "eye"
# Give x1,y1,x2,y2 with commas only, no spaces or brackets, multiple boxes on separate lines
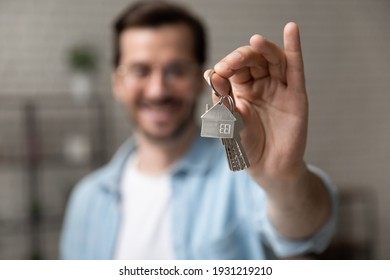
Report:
129,64,151,78
165,63,188,78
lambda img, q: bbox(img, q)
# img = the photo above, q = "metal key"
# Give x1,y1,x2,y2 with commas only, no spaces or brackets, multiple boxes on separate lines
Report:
201,96,250,171
221,112,250,171
200,70,250,171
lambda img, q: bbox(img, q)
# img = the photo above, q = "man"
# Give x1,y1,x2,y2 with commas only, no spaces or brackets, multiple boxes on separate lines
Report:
60,1,337,259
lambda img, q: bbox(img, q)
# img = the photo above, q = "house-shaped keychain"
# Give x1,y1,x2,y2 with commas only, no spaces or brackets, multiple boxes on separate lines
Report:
201,102,236,138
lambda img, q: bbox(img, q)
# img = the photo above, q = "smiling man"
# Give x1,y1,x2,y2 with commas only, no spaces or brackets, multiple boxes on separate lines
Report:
60,1,337,259
115,25,201,143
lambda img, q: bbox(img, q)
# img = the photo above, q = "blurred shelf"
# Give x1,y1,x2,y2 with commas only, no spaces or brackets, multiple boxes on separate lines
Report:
0,94,112,259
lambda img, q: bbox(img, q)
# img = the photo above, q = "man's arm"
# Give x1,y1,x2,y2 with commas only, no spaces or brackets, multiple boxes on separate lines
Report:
260,167,331,240
207,22,332,240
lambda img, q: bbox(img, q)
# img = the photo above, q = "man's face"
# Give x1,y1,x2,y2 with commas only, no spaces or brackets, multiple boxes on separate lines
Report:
113,24,203,143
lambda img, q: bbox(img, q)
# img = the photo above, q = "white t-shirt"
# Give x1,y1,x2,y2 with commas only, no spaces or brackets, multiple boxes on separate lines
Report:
114,154,174,259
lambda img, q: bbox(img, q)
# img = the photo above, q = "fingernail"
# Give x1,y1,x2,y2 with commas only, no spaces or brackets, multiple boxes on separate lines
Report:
203,69,212,80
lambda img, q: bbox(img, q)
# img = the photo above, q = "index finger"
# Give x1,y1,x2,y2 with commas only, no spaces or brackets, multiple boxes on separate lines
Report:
214,45,268,83
283,22,306,93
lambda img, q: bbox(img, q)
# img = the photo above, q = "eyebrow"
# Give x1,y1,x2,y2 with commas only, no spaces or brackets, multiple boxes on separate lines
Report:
125,59,197,67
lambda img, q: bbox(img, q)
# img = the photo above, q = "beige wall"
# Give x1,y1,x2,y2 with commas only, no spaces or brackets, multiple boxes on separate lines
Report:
1,0,389,259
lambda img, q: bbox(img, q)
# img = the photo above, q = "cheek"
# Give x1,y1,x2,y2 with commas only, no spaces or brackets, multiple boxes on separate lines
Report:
176,80,201,102
116,81,139,105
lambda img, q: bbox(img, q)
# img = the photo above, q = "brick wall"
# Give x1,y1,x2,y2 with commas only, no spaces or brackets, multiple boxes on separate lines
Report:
1,0,390,259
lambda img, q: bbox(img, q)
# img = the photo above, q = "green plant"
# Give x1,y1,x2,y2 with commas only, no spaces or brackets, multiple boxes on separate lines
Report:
68,45,98,73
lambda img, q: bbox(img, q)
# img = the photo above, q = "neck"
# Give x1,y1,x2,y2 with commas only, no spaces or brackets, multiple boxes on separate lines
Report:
135,123,197,175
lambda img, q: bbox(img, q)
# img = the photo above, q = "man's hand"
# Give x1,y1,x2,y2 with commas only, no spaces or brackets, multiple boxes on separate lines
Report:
207,22,307,186
206,23,331,240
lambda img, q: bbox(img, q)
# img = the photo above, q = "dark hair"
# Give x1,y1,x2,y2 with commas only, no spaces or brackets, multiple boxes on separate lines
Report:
112,0,207,67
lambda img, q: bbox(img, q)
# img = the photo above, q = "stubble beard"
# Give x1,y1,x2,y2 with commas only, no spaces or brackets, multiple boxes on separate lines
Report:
130,101,197,145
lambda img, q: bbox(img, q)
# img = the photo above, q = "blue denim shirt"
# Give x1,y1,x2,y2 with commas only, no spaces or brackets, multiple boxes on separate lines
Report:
60,135,337,259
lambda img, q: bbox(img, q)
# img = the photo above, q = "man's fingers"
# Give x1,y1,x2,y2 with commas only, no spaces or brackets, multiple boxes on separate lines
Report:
214,45,269,83
283,22,306,94
214,35,287,83
204,69,231,104
250,34,287,83
210,24,305,92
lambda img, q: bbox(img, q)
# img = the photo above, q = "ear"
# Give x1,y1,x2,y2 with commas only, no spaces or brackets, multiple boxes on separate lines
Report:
112,71,126,103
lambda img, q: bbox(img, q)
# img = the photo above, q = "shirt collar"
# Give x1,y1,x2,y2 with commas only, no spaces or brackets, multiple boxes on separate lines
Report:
170,134,220,175
100,133,220,193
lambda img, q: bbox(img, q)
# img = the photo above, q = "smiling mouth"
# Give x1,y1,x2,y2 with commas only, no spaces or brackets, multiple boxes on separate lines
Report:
137,97,183,122
139,97,182,110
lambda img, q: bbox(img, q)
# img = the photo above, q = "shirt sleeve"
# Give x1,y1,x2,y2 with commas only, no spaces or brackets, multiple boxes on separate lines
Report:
256,165,338,258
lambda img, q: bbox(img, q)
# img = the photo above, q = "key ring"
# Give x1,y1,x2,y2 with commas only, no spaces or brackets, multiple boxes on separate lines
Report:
206,70,235,111
219,95,235,112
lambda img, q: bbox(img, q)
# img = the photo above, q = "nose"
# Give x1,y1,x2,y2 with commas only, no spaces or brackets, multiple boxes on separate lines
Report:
144,68,169,99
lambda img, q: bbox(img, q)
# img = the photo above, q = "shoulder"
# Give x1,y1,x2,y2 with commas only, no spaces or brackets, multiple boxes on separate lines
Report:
68,138,135,204
72,167,108,197
64,166,112,221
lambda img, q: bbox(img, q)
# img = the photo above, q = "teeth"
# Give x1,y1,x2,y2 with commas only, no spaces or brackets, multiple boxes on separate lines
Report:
146,104,176,111
148,106,169,111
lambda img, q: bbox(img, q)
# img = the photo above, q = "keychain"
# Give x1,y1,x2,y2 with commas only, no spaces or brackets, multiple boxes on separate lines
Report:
200,71,250,171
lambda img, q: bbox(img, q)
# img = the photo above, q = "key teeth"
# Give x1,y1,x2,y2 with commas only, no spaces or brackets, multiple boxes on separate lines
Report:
222,138,250,171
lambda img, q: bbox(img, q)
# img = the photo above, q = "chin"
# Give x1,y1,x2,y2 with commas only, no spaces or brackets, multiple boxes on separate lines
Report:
132,105,196,143
141,121,193,144
141,130,179,143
